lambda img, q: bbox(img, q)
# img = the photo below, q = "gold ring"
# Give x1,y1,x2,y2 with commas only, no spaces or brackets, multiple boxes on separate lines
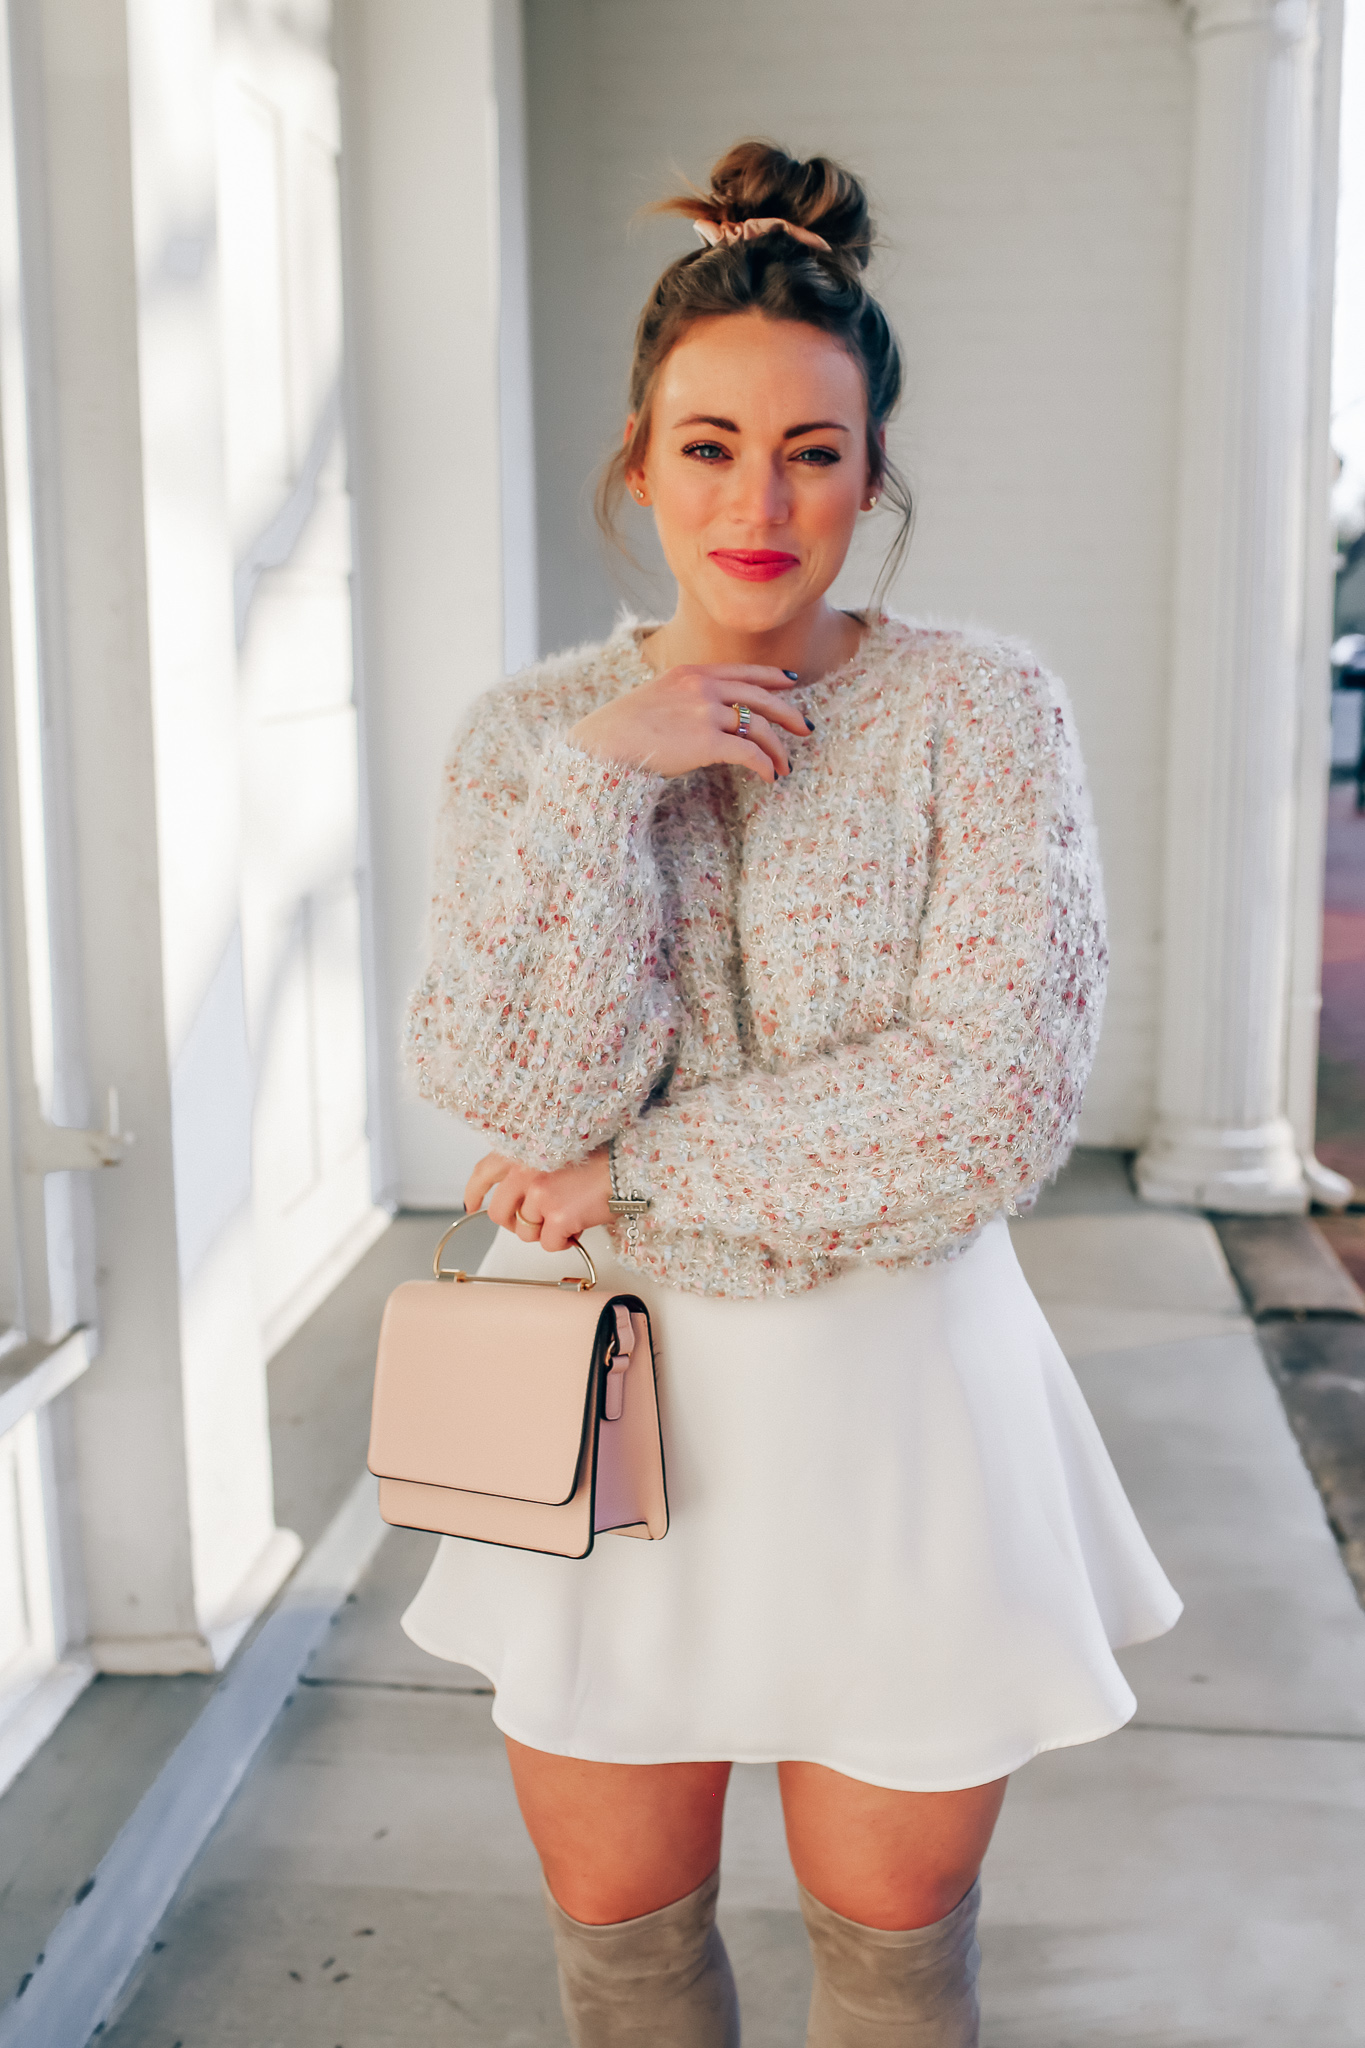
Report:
512,1209,541,1232
732,703,752,738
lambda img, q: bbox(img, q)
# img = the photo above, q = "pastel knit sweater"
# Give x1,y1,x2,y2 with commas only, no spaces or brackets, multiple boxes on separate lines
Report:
407,613,1107,1298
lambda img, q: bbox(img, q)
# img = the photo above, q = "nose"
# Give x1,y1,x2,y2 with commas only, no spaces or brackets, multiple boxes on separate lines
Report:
732,451,791,529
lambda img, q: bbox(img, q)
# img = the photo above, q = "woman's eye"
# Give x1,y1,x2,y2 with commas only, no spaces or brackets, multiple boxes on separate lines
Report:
792,446,840,466
681,440,729,462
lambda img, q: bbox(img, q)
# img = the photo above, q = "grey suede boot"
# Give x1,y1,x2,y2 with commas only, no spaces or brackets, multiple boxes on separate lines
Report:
799,1878,981,2047
542,1865,741,2047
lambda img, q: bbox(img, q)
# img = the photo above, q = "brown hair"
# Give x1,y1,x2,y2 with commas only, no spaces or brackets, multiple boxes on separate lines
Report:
598,140,913,602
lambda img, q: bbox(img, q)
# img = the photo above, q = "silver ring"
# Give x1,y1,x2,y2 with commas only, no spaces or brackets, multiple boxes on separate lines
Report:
732,702,752,738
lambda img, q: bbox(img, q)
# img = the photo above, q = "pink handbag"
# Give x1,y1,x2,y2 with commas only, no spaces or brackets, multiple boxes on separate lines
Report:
368,1215,668,1557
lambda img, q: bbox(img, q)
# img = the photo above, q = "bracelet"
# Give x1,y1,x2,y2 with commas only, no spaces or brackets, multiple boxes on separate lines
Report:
607,1135,651,1218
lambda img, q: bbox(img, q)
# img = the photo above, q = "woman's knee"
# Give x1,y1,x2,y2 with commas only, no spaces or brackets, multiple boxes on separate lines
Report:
505,1738,732,1924
544,1855,725,1927
778,1760,1007,1931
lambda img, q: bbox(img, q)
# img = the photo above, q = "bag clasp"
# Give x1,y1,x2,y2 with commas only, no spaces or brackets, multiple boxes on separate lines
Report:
603,1303,635,1420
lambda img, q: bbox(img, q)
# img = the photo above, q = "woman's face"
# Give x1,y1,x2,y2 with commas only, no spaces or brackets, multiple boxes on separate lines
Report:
628,312,874,635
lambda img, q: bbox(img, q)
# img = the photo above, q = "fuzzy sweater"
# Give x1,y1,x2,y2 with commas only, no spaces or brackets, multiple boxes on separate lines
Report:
407,613,1107,1298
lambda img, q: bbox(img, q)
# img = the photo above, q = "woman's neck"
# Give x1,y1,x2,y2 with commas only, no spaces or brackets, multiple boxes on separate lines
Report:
640,597,867,683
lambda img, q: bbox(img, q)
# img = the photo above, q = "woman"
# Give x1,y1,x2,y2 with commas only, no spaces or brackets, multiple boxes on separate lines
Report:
403,141,1180,2047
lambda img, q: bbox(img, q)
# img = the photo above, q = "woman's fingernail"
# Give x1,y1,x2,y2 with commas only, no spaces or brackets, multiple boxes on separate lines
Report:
804,716,816,732
783,669,799,681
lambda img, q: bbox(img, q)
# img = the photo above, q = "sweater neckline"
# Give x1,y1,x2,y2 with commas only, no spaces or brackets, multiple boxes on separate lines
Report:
617,611,892,700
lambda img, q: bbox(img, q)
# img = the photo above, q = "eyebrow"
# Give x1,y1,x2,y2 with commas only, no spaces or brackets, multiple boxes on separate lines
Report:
673,414,853,438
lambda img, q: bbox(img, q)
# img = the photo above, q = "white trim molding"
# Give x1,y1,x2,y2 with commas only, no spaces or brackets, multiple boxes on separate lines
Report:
1137,0,1326,1213
0,1326,90,1440
1181,0,1312,39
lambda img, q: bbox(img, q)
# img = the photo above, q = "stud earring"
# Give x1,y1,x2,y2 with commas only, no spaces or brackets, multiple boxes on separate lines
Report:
634,488,647,503
865,493,879,510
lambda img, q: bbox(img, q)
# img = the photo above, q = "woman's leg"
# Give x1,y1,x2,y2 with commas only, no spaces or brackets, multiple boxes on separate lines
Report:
778,1763,1006,1930
505,1737,732,1921
505,1738,740,2046
779,1764,1007,2046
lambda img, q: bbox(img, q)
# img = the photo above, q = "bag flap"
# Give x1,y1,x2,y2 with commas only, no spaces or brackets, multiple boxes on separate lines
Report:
369,1279,608,1504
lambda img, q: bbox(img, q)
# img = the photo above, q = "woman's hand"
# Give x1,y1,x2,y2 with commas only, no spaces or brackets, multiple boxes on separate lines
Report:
464,1147,613,1253
569,663,812,784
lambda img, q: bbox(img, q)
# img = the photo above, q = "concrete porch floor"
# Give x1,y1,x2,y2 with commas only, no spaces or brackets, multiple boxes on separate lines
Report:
88,1159,1365,2044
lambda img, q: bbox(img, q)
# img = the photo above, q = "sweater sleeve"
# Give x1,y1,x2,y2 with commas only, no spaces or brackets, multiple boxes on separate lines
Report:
612,649,1107,1260
405,689,682,1168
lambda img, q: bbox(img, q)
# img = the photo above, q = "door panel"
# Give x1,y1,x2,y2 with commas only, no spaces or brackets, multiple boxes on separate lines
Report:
216,84,291,553
216,2,373,1336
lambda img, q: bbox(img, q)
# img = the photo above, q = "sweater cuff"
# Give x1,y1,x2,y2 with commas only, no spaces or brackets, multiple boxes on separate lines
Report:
519,737,667,876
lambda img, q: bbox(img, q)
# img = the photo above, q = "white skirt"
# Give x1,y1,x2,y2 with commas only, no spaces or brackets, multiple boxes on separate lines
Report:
402,1216,1181,1792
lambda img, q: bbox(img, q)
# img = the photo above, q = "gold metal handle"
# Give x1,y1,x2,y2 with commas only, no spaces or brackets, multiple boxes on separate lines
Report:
432,1211,597,1291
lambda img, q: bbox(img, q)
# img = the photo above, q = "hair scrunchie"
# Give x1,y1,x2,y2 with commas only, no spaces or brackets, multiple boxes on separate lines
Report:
692,215,832,254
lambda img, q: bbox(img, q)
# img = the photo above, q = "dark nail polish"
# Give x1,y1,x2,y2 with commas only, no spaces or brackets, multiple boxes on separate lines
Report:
783,669,800,681
804,716,816,732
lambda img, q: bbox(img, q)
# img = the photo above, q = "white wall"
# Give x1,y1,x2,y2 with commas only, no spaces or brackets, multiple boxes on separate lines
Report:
525,0,1196,1147
338,0,535,1208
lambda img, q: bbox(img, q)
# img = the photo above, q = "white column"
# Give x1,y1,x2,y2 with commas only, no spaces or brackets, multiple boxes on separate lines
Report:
1136,0,1325,1213
1286,0,1352,1207
493,0,539,678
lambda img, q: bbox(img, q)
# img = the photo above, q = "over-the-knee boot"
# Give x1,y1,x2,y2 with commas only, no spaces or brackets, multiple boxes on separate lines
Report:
799,1877,981,2047
542,1865,741,2047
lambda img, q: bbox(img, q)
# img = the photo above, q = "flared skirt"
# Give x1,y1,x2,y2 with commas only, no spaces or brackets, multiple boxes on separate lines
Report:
402,1216,1181,1791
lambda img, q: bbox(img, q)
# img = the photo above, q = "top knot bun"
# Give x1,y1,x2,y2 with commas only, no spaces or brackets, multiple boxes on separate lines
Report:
654,139,874,270
606,137,911,601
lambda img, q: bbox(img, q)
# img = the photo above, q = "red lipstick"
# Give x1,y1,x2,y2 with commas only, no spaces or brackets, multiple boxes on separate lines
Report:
708,549,800,583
